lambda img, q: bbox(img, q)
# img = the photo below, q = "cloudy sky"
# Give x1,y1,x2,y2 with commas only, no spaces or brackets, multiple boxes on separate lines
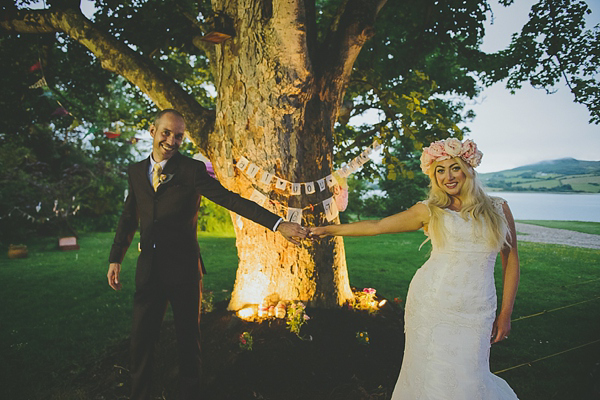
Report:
464,0,600,173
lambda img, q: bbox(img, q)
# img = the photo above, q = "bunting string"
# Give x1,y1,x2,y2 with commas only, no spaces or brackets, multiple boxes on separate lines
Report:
0,200,80,222
27,59,138,143
234,140,381,223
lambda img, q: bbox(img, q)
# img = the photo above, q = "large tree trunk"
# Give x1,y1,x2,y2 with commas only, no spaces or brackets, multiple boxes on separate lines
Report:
206,0,353,310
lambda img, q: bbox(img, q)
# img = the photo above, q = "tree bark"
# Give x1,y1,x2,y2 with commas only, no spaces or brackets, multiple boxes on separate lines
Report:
207,0,355,309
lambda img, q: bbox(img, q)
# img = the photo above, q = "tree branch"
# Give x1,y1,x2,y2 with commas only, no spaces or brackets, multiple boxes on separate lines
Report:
0,8,215,152
317,0,388,103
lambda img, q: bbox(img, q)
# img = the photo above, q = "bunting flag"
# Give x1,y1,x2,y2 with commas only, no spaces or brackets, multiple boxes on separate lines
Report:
236,156,250,171
260,171,274,185
27,59,78,121
232,140,380,223
326,174,337,188
304,181,316,194
249,189,267,206
317,178,326,192
29,61,42,73
291,183,301,195
235,140,379,197
29,77,47,89
322,197,339,222
286,207,303,224
104,131,120,139
275,178,288,190
344,165,354,177
246,163,260,179
51,107,69,117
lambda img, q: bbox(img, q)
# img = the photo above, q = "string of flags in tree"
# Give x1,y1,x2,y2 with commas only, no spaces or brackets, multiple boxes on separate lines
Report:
0,199,80,223
28,61,73,119
234,140,381,224
27,60,139,144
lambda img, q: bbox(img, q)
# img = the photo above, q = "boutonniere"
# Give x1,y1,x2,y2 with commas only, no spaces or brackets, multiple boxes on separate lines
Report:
158,173,174,185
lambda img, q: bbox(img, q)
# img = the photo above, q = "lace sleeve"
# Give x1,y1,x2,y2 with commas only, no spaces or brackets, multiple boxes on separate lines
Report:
489,196,507,213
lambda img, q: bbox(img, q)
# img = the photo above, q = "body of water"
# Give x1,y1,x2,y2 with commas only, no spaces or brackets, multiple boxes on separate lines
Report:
486,192,600,223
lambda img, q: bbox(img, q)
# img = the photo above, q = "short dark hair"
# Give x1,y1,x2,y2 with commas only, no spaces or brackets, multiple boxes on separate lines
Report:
154,109,185,126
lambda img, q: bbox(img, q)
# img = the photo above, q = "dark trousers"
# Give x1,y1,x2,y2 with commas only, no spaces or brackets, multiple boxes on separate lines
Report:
130,277,203,400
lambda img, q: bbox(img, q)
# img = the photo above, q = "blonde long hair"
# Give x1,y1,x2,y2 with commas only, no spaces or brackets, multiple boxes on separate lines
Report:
425,157,510,250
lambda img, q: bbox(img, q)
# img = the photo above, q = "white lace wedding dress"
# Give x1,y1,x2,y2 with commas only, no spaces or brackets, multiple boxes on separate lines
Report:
391,198,518,399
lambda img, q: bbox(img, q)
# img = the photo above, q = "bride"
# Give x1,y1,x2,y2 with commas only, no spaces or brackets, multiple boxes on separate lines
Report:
310,138,520,399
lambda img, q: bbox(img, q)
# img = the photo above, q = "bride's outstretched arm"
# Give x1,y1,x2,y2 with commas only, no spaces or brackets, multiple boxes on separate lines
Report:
309,202,429,237
492,202,521,344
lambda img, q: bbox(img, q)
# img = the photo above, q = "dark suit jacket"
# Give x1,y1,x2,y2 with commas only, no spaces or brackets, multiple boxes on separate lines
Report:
109,152,280,287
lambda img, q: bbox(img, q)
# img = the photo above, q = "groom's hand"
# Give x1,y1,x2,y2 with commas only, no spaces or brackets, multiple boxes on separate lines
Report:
107,263,122,291
276,222,307,245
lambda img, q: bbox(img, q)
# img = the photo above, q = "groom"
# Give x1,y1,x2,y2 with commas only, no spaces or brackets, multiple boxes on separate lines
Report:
107,109,306,400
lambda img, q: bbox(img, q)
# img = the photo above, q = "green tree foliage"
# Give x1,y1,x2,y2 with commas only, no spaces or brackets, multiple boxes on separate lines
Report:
482,0,600,124
378,138,430,216
331,0,499,171
197,197,234,233
332,0,598,173
0,31,148,243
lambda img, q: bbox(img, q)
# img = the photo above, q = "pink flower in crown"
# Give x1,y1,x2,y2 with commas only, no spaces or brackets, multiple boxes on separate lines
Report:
420,151,435,174
427,141,446,157
421,138,483,174
461,139,477,159
444,138,463,157
470,150,483,167
363,288,376,295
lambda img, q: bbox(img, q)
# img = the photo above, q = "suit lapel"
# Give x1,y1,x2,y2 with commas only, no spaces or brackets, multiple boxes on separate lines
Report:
162,152,182,175
132,157,154,194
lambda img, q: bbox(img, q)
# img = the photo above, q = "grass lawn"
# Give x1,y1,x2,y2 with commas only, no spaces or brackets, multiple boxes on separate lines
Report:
1,227,599,399
517,220,600,235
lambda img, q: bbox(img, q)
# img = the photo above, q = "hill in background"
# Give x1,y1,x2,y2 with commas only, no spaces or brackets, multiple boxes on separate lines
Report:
480,158,600,193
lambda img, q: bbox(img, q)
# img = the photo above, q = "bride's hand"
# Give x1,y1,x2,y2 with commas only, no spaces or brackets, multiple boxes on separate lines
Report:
491,312,511,344
308,226,330,239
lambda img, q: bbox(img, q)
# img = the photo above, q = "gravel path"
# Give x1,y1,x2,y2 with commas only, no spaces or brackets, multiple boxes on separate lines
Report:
515,222,600,250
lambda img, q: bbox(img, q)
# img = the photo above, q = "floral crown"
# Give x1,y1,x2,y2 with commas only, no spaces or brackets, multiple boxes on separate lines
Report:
420,138,483,174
